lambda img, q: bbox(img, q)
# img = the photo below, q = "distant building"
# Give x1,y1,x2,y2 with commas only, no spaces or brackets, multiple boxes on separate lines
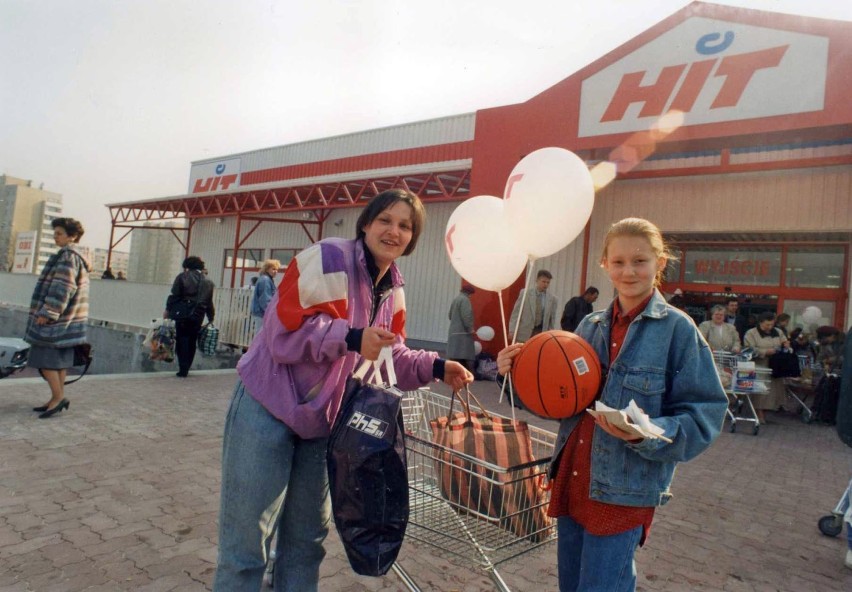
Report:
127,220,186,284
0,175,63,274
89,247,129,278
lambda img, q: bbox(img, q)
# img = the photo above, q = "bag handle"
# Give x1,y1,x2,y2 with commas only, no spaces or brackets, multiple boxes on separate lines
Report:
444,385,491,428
353,346,397,386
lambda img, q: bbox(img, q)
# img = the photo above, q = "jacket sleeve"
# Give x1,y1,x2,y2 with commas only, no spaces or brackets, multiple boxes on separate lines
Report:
256,276,275,315
266,243,351,365
165,274,183,312
508,293,522,339
460,297,474,333
561,298,578,331
628,324,728,463
38,252,79,321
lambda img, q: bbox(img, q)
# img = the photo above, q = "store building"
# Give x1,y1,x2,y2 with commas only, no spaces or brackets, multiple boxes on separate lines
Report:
108,1,852,349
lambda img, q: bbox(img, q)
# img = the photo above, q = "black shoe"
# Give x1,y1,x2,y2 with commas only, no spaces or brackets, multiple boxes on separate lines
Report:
33,404,49,412
38,399,69,419
176,372,188,378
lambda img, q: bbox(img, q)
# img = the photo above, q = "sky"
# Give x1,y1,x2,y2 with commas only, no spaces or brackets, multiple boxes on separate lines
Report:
3,0,852,251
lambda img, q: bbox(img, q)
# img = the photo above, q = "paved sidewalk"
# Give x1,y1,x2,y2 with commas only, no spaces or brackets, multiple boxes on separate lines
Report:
1,371,850,591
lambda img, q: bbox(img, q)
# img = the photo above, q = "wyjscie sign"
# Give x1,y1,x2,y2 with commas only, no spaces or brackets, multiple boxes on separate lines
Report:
579,17,829,138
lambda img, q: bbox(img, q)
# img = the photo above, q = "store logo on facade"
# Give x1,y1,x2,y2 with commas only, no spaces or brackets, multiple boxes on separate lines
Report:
578,17,829,138
190,158,242,194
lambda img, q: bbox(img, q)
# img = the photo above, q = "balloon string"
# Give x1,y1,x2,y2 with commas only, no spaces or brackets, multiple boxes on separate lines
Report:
502,259,535,422
509,258,535,346
497,291,513,421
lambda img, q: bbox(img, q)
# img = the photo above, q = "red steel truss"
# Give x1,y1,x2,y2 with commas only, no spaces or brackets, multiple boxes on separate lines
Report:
105,169,471,284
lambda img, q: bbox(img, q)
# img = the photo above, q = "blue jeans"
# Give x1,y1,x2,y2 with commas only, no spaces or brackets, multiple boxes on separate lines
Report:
557,516,642,592
214,381,331,592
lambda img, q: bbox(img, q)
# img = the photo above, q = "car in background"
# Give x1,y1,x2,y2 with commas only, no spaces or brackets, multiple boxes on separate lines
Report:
0,337,29,378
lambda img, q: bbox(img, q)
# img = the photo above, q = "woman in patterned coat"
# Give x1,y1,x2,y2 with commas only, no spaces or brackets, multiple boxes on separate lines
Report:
25,217,91,418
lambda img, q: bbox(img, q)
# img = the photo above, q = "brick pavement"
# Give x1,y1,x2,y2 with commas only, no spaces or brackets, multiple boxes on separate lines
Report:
0,371,850,591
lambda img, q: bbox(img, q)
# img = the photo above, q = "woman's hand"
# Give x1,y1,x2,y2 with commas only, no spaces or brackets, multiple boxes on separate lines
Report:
594,414,644,444
443,361,474,391
765,348,777,356
35,316,49,326
496,343,524,376
360,327,397,361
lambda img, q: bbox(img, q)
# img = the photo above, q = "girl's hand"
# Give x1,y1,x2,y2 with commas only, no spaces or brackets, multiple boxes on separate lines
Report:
443,361,474,391
36,316,48,326
361,327,396,361
594,414,644,444
496,343,524,376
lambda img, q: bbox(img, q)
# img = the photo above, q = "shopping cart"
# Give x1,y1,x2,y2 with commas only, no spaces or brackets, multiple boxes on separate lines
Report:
783,354,819,423
818,477,852,537
714,350,772,435
393,388,557,592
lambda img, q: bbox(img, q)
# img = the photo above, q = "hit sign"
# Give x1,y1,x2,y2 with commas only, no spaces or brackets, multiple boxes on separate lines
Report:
579,17,829,138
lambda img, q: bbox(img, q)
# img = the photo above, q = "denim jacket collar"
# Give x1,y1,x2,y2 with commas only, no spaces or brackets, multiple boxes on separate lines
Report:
587,289,669,328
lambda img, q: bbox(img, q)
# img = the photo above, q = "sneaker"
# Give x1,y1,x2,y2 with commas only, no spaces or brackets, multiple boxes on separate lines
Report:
845,549,852,569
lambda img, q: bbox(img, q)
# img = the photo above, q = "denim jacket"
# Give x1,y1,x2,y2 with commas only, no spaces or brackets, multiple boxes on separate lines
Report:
550,289,727,507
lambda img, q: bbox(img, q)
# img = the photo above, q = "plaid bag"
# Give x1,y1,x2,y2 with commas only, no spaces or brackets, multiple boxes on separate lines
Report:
429,388,550,542
198,323,219,356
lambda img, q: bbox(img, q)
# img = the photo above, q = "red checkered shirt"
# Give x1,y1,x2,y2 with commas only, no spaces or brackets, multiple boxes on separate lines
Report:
548,295,655,543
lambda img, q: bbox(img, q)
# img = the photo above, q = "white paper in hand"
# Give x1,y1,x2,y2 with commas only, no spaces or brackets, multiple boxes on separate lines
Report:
586,400,673,443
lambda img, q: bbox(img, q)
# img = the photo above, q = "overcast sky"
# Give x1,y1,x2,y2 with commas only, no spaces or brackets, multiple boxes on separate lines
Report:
2,0,851,250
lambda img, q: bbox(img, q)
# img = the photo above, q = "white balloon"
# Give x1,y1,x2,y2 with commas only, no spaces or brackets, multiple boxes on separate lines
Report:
474,341,483,356
801,306,822,323
504,147,595,258
476,326,495,341
445,196,528,292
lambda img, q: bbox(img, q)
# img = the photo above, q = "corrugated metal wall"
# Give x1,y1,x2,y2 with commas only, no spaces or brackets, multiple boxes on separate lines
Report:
192,113,476,173
584,165,852,309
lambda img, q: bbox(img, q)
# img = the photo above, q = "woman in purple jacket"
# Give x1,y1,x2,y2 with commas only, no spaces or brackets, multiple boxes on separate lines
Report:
214,189,473,591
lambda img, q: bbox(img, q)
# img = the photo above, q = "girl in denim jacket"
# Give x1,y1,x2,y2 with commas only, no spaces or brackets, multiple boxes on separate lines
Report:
498,218,727,591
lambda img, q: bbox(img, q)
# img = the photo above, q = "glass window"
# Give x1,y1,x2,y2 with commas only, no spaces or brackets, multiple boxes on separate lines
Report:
785,247,845,288
224,248,263,269
782,300,835,333
270,248,299,268
682,247,781,286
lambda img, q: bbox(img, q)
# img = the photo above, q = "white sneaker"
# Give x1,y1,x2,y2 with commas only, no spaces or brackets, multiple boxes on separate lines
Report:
845,549,852,569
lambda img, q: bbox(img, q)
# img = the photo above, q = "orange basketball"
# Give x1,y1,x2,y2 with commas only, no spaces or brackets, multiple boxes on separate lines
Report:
511,330,601,419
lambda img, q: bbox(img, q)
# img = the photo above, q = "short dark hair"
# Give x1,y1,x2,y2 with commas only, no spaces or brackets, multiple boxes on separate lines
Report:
776,313,791,324
536,270,553,280
758,311,776,323
356,189,426,256
51,217,85,242
584,286,599,295
182,256,204,271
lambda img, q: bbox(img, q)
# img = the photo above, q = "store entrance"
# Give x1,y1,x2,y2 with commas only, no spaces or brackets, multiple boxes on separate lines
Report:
677,291,778,329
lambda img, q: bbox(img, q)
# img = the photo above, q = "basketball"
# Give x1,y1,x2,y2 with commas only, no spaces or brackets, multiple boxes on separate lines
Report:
511,330,601,419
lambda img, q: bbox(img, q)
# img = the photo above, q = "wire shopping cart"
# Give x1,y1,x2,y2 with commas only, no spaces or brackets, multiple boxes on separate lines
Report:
714,350,772,435
783,354,819,423
818,477,852,537
393,388,557,592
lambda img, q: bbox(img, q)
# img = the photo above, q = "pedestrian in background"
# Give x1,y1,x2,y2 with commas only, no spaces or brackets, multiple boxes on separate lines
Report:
509,269,558,342
164,256,215,377
25,217,91,419
250,258,280,333
447,283,476,372
560,286,599,332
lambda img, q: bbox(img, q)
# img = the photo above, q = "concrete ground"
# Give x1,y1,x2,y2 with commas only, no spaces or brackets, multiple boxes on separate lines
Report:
0,370,850,591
